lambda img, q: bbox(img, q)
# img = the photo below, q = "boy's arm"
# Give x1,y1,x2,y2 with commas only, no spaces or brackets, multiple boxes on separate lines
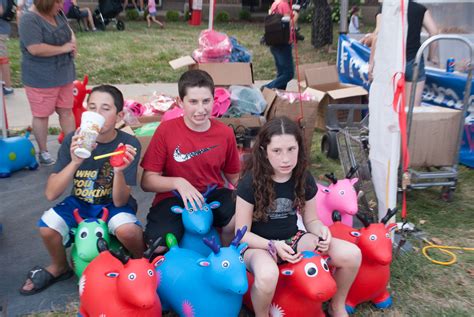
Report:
141,171,204,210
45,134,84,201
112,143,138,207
224,172,239,187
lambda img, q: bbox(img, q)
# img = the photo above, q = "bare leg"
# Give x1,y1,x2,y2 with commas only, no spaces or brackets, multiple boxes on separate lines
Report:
245,249,279,317
220,215,235,247
85,8,96,30
21,227,70,292
146,15,151,27
56,108,75,136
115,223,145,258
1,63,12,88
405,80,425,108
152,17,164,28
32,116,50,153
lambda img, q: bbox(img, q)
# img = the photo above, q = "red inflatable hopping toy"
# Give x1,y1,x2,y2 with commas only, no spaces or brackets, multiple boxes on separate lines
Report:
244,251,337,317
329,209,398,314
58,75,90,143
79,238,163,317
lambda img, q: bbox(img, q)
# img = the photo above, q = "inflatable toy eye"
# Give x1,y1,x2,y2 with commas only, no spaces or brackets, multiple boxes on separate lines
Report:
350,231,361,237
147,269,154,276
339,190,345,196
73,87,78,96
322,188,330,193
106,272,119,278
305,263,318,277
321,258,330,272
203,206,209,211
281,269,293,276
222,260,230,268
369,234,377,241
386,233,390,238
79,227,89,239
95,227,104,238
128,273,136,280
188,208,194,213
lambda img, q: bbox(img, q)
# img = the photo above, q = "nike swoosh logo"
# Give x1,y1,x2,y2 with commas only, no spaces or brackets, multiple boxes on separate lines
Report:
173,145,218,162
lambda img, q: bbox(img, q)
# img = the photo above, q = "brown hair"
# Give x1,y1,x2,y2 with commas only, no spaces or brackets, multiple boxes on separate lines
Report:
34,0,60,15
243,116,308,222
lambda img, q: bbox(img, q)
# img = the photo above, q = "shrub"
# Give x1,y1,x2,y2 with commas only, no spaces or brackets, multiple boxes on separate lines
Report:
126,9,140,21
166,10,180,22
184,9,190,21
298,7,313,24
239,9,252,22
215,11,230,24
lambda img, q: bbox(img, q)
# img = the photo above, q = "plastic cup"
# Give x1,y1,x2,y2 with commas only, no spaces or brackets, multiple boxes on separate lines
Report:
73,111,105,159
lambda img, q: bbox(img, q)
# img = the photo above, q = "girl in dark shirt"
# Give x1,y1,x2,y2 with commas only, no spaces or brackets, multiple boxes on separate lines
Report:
235,116,361,317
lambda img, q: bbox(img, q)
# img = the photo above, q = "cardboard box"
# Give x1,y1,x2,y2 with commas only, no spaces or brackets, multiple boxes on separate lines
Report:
305,65,368,130
216,115,265,129
262,88,319,151
169,56,254,86
408,106,462,167
297,62,329,88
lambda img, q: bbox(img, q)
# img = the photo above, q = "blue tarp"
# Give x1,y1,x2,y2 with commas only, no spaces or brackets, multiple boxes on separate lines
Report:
337,34,474,168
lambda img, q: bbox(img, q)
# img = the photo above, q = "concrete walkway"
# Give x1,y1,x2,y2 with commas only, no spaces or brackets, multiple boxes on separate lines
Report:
3,79,298,130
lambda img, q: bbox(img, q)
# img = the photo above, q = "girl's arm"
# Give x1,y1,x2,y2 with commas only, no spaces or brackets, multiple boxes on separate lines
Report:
235,197,268,249
302,196,331,252
423,10,439,65
235,196,302,262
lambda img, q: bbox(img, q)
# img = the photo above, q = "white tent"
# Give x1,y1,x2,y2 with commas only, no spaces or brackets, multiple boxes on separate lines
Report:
368,0,408,220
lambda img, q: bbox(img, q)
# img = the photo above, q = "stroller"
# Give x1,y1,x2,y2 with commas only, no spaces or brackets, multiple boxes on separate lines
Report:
93,0,125,31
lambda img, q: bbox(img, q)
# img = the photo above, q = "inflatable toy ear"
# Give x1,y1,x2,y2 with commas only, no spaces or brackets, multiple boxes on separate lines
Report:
350,178,359,185
350,231,361,238
170,206,185,214
281,269,294,276
197,259,211,267
317,183,330,194
110,145,127,168
386,223,397,232
237,243,248,254
208,201,221,209
152,256,165,267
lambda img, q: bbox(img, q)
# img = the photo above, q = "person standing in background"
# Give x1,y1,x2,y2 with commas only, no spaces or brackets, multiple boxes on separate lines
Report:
263,0,294,90
16,0,34,23
311,0,334,52
369,0,439,108
348,6,360,33
0,0,14,95
146,0,164,28
19,0,76,165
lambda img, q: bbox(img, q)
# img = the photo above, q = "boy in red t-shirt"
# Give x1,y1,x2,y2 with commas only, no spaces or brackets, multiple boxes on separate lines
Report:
141,70,240,252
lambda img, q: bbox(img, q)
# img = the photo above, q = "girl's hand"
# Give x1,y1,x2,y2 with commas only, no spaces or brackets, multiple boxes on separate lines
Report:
113,143,136,173
174,178,204,211
315,226,331,253
274,240,302,264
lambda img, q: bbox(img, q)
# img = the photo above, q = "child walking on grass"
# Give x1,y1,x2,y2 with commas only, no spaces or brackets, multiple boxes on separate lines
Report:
146,0,164,28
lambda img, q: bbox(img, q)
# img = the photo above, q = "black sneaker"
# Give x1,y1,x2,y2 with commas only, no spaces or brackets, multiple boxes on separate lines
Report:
295,31,305,41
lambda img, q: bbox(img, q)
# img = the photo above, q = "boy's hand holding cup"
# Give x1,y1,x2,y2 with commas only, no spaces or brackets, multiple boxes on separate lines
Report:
73,111,105,159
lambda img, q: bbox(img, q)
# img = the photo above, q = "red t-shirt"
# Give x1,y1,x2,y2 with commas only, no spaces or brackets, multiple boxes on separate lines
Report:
141,117,240,206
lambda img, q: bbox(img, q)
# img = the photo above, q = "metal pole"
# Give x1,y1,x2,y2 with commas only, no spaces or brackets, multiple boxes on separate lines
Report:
0,71,6,139
208,0,214,30
339,0,349,34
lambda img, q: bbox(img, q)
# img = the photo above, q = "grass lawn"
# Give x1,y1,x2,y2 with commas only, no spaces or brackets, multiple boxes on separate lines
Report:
16,20,473,317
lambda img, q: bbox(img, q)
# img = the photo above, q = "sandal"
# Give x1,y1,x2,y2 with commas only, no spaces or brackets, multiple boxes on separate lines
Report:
19,266,74,296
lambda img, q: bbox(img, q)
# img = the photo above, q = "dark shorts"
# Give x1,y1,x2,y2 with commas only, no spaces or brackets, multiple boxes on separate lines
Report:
38,195,140,246
405,57,426,82
67,7,89,19
144,188,235,246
